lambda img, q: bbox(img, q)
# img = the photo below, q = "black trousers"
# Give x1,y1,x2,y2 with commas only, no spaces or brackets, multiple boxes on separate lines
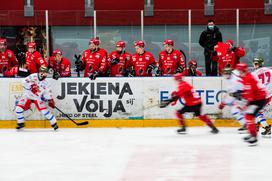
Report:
178,103,202,117
204,52,217,76
248,99,267,116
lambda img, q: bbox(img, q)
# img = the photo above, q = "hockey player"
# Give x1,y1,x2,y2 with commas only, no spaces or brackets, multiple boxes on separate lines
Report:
181,59,202,76
156,39,185,76
76,38,108,79
25,42,48,74
218,66,247,132
160,73,219,134
49,49,71,79
128,40,156,77
213,40,245,75
0,38,18,75
236,63,268,145
251,57,271,135
15,66,58,130
108,41,132,77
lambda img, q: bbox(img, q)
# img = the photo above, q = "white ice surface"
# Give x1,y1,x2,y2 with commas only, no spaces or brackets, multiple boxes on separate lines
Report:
0,127,271,181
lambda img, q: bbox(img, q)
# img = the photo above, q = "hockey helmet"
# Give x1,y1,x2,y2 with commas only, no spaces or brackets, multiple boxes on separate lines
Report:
188,59,198,68
116,41,126,48
0,38,7,45
253,57,264,67
236,63,248,72
134,40,145,47
174,73,184,81
39,66,49,73
89,38,100,46
163,39,174,46
53,49,62,56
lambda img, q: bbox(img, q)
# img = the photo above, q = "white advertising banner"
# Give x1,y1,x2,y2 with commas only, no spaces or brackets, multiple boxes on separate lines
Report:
1,76,263,120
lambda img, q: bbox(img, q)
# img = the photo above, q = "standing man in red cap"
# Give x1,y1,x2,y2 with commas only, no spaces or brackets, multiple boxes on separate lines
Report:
108,41,132,77
76,38,108,79
128,40,156,77
48,49,71,79
160,73,219,134
156,39,185,76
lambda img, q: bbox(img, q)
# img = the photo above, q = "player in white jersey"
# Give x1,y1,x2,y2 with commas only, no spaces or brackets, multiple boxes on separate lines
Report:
15,66,58,130
219,66,247,132
251,57,271,135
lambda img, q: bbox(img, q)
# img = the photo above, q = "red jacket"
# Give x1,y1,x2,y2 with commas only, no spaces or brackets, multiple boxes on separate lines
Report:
241,72,267,102
129,51,156,76
25,51,48,73
214,47,245,75
49,56,71,77
0,49,18,73
176,81,202,106
158,49,185,75
81,48,108,77
108,50,131,77
181,68,202,76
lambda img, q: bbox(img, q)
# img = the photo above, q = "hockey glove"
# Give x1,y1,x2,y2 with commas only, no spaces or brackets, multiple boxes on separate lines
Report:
53,71,60,80
218,103,225,110
111,57,120,65
48,99,55,108
89,71,99,80
31,84,39,96
74,54,84,71
16,52,26,65
175,66,184,73
155,68,161,77
146,64,155,74
229,90,243,100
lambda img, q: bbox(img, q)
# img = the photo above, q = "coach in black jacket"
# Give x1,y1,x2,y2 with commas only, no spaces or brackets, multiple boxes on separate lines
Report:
199,19,222,76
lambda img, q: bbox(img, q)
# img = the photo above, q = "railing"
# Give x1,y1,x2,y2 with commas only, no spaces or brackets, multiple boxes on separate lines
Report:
0,9,272,68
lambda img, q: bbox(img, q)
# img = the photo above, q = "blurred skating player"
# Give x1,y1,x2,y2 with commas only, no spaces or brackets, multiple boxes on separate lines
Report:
0,38,18,76
25,42,48,74
127,40,156,76
15,66,58,130
236,63,267,145
218,66,247,132
156,39,185,76
76,38,107,79
108,41,132,77
48,49,71,79
160,73,219,134
251,57,271,135
181,59,202,76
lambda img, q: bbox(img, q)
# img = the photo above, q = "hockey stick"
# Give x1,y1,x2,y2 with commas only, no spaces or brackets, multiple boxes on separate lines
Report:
179,49,187,68
55,106,89,126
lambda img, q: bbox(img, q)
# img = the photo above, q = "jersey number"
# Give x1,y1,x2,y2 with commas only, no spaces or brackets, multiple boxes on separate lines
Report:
258,72,271,84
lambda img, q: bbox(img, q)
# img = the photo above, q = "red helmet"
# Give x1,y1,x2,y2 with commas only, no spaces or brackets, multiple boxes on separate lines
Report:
188,59,198,68
0,38,7,45
226,39,234,46
53,49,62,56
27,42,36,48
134,40,145,47
174,73,183,81
163,39,174,46
236,63,248,72
89,38,100,46
116,41,126,48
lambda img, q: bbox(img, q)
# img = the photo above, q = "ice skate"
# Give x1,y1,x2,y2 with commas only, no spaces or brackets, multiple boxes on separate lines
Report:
177,126,186,134
238,124,247,134
261,125,271,136
16,123,25,131
210,127,219,134
51,123,59,131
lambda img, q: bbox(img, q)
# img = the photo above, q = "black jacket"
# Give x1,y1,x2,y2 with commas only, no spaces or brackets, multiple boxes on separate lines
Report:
199,26,222,53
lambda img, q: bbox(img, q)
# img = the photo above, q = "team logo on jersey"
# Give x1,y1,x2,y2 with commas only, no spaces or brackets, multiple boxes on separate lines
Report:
161,55,164,59
167,57,170,60
95,54,100,59
173,55,177,59
139,58,142,61
126,56,130,60
145,56,150,60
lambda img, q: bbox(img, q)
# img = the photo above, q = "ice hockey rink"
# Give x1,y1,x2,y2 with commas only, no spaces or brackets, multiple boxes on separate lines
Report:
0,127,271,181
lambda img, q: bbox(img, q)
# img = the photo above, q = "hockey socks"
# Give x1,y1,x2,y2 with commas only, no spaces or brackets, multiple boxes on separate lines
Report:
245,114,257,137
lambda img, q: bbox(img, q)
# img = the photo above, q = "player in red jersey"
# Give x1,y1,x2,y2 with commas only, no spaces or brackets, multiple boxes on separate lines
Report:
25,42,48,74
236,63,268,145
181,59,202,76
76,38,108,79
0,38,18,75
48,49,71,79
160,73,219,134
156,39,185,76
128,40,156,77
108,41,132,77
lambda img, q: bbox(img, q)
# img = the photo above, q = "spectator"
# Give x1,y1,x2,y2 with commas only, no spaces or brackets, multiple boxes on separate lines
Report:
199,19,222,76
181,59,202,76
156,39,185,76
0,38,18,76
49,49,71,79
127,40,156,77
213,40,245,75
108,41,132,77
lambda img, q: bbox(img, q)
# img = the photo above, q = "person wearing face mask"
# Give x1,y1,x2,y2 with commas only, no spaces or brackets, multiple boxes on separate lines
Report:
199,19,222,76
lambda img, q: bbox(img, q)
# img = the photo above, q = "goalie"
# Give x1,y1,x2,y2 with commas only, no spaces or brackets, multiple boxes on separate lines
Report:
160,73,219,134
